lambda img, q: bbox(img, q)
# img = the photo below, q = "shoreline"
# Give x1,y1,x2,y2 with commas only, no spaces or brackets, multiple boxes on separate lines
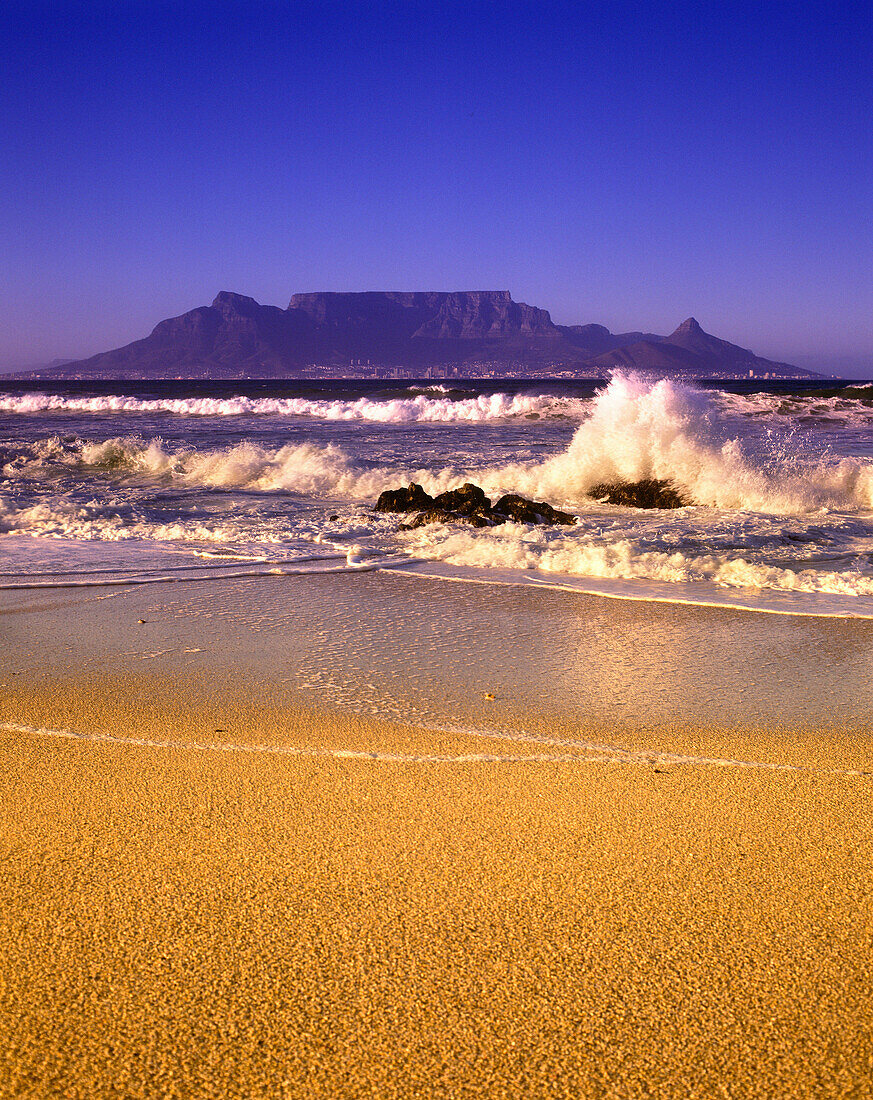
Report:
5,568,873,734
4,533,873,620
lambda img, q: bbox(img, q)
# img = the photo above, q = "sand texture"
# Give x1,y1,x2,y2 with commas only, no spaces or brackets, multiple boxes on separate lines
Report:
2,579,873,1097
1,684,872,1099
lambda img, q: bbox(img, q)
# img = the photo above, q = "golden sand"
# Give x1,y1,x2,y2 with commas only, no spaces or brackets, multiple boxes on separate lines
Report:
0,678,870,1099
1,581,872,1098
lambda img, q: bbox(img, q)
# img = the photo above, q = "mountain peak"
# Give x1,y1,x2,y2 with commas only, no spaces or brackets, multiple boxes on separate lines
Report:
672,317,704,336
211,291,261,312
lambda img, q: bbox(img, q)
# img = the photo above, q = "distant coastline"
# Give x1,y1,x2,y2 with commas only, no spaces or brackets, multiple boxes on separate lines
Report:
11,290,822,382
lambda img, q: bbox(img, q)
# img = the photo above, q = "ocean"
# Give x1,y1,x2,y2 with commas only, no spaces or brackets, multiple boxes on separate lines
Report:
3,372,873,611
3,370,873,734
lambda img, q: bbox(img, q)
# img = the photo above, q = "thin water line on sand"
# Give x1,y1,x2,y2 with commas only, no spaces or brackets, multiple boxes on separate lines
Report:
0,553,348,579
0,556,415,591
0,721,605,764
0,720,869,776
436,723,873,777
384,564,873,619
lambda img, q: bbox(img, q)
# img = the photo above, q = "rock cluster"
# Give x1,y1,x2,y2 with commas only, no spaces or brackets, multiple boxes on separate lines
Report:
371,483,435,514
375,483,576,529
588,479,688,508
376,477,689,523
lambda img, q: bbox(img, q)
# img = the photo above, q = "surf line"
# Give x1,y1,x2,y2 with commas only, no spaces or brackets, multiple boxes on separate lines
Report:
1,720,869,776
438,723,873,778
0,721,607,765
0,555,416,591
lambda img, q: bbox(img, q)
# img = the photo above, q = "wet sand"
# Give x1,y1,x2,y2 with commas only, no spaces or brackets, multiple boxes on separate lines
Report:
1,580,872,1098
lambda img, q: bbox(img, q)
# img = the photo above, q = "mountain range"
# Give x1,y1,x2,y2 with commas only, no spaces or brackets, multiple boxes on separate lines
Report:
18,290,819,379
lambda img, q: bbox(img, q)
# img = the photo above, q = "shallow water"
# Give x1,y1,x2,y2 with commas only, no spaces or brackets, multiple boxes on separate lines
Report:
6,570,871,737
174,570,873,733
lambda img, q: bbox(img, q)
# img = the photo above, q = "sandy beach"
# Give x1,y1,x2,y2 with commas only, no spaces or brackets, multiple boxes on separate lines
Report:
2,579,872,1098
7,0,873,1093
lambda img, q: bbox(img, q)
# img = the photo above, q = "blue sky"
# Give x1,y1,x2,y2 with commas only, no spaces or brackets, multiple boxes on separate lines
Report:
2,0,871,374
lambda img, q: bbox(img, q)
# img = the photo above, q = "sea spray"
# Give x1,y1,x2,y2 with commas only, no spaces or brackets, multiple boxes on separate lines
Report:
496,374,873,513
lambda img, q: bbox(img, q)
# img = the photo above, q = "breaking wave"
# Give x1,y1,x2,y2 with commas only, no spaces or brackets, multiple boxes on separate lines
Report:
497,374,873,513
0,390,581,422
715,385,873,428
2,434,453,498
5,375,873,513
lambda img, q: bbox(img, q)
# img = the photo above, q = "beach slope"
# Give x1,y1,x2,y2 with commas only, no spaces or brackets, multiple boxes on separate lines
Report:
1,681,871,1099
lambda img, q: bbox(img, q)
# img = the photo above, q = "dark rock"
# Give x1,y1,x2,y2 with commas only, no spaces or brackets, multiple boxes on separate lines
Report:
432,482,491,515
388,482,576,529
588,479,689,509
374,482,434,513
400,508,492,530
492,493,576,525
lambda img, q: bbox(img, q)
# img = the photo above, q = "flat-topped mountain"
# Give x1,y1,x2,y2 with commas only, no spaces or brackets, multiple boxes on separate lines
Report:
19,291,819,379
286,290,557,339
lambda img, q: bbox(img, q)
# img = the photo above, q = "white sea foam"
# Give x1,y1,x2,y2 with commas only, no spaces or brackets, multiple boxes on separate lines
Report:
487,374,873,513
0,494,265,543
0,390,581,422
9,375,873,512
402,523,873,598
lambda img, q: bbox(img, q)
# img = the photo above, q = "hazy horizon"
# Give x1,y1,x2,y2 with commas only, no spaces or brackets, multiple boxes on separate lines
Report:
3,0,871,376
0,286,868,380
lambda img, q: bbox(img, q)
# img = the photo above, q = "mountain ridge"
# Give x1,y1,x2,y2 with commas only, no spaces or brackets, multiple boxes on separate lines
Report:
15,291,820,379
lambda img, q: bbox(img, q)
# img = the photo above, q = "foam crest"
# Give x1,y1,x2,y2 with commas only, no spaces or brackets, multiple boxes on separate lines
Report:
496,374,873,513
0,390,578,422
405,524,873,598
29,435,380,493
3,434,469,502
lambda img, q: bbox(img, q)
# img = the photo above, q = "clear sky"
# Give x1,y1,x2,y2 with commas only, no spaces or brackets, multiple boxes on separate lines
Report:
2,0,871,374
